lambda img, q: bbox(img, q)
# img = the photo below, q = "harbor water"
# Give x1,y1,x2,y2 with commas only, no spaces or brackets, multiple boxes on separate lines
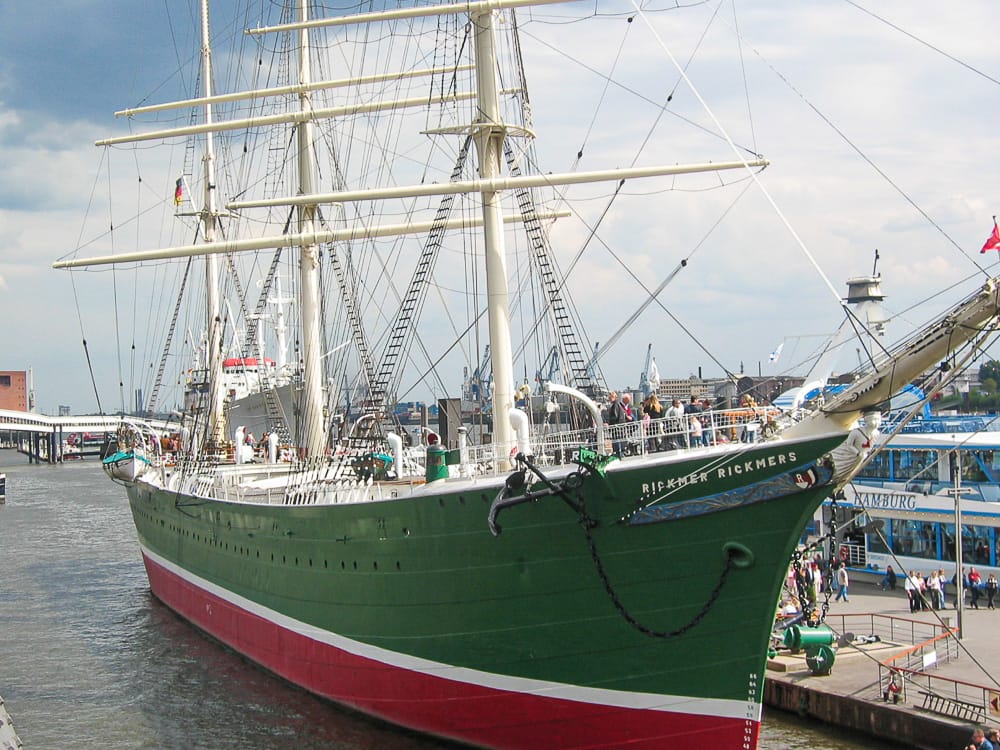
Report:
0,454,899,749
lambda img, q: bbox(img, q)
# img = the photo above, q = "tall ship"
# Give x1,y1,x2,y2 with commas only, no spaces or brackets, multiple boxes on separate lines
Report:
54,1,1000,748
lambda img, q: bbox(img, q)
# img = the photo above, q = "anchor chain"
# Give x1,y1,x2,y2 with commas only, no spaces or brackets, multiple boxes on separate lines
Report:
581,517,737,639
500,453,737,639
789,493,840,625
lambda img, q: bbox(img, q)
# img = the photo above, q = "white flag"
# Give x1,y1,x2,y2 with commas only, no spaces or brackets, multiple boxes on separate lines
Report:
768,342,784,363
648,358,661,390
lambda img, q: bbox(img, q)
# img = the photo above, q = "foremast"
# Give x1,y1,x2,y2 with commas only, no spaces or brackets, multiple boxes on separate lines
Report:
294,0,327,457
472,5,517,461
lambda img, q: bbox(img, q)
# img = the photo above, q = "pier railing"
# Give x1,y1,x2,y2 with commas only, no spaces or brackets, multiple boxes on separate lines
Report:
807,611,999,722
821,612,959,663
880,667,995,724
835,612,1000,722
815,612,967,711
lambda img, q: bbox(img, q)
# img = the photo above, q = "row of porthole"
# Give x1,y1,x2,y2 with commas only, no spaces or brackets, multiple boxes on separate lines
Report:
438,493,492,507
138,507,404,573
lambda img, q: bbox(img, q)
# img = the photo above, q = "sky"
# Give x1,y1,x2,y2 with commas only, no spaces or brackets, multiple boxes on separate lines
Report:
1,0,999,416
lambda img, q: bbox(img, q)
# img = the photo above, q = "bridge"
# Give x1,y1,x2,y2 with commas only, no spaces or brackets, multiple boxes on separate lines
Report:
0,409,176,463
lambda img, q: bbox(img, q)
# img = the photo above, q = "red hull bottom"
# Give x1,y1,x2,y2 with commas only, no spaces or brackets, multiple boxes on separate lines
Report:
143,553,760,750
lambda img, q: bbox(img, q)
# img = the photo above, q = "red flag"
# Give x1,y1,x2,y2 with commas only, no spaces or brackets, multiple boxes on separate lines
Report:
981,220,1000,253
174,178,183,206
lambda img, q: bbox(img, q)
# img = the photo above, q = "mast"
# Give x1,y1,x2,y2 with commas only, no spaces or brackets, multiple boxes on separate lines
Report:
472,6,516,460
199,0,226,448
296,0,326,456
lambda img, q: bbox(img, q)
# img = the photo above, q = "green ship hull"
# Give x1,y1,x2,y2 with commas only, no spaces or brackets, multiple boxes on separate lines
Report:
124,433,844,749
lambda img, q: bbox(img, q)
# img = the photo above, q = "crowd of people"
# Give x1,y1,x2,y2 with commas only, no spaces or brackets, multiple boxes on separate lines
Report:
780,555,1000,616
967,726,1000,750
902,567,1000,611
602,390,774,456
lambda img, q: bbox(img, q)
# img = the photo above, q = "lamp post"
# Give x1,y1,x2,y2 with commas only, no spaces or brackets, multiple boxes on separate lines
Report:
950,448,964,640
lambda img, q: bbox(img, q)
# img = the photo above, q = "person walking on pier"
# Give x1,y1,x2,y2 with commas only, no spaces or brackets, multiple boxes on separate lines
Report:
987,574,998,610
916,572,929,611
927,570,942,610
880,565,897,591
905,570,918,612
970,567,983,609
834,562,849,603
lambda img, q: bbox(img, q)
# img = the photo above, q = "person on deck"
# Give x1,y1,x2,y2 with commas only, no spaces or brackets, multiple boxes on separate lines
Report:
966,727,994,750
642,394,664,449
621,393,634,422
688,414,703,448
606,391,625,456
665,399,686,449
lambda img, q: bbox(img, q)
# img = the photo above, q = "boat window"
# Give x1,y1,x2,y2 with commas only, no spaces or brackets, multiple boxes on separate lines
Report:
940,524,957,561
941,523,992,565
964,451,990,483
968,525,993,565
868,526,890,554
858,451,892,480
859,448,942,482
894,450,935,482
889,519,937,560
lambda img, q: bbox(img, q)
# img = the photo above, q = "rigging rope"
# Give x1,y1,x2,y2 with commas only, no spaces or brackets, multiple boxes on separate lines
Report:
714,4,992,279
587,180,755,379
844,0,1000,88
631,1,848,310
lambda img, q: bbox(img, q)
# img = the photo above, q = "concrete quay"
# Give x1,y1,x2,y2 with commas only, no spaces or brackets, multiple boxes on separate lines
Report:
764,585,1000,749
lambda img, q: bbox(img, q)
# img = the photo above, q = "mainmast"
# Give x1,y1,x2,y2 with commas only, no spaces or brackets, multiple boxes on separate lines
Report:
472,6,516,461
295,0,327,456
199,0,226,449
